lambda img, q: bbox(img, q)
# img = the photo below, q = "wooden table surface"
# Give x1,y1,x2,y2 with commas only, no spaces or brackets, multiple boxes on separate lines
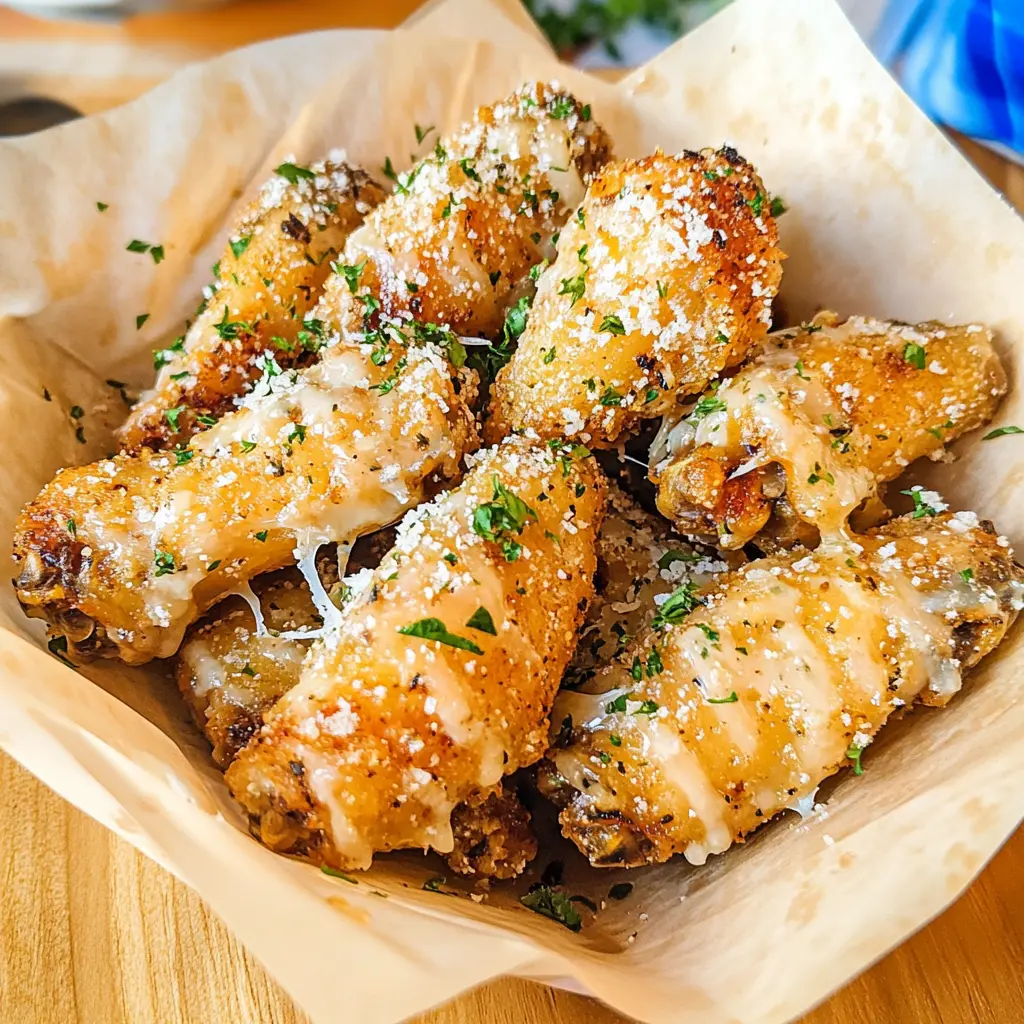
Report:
1,3,1024,1023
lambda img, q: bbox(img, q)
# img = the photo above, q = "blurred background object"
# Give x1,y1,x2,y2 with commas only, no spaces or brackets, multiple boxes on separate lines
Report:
0,0,1021,161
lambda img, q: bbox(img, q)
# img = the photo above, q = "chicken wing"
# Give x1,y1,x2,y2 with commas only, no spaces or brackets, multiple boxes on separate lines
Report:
651,313,1007,549
225,437,606,871
314,82,612,347
119,157,387,452
487,148,783,445
177,533,536,878
13,343,477,663
545,511,1024,868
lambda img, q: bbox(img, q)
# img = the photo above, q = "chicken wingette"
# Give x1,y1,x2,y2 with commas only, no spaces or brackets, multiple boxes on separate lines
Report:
13,344,477,663
14,82,612,664
315,81,612,347
544,511,1024,868
487,148,783,445
120,157,387,451
651,313,1007,549
225,437,606,872
176,537,536,878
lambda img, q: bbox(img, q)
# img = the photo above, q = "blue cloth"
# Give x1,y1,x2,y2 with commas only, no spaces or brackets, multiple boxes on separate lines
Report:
873,0,1024,154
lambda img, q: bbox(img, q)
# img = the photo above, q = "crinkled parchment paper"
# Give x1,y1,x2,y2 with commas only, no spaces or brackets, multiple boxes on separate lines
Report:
1,1,1023,1022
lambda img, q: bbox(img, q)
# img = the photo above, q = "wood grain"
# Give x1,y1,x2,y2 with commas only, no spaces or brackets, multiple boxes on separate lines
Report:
2,3,1024,1023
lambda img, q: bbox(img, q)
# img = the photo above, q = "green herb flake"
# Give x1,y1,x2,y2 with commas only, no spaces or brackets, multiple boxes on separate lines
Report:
520,885,583,932
558,272,586,307
472,475,538,562
901,486,942,519
255,530,269,542
652,582,702,630
599,386,623,407
174,448,194,466
903,342,926,370
422,875,447,892
707,691,739,704
983,425,1024,440
230,235,251,259
543,346,557,365
599,314,625,336
240,440,257,453
846,743,865,776
96,201,109,212
322,865,359,884
206,560,221,573
135,313,150,330
154,551,177,577
126,239,151,254
414,123,435,144
397,617,483,655
164,405,185,431
769,196,788,218
465,606,497,636
959,568,974,584
275,162,316,185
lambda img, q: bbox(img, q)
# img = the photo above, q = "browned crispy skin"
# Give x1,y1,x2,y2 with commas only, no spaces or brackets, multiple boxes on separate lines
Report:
487,147,783,446
546,512,1024,868
447,787,538,880
119,160,387,452
226,438,606,871
316,82,612,344
652,313,1007,549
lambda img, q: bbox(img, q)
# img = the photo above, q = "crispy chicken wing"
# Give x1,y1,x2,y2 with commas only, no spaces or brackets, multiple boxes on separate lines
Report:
225,437,606,871
545,511,1024,868
487,148,783,445
651,313,1007,549
177,533,536,878
119,158,387,452
13,344,477,663
315,82,611,346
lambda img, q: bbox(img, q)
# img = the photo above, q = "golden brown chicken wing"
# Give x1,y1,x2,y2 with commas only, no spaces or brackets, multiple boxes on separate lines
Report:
119,158,387,451
651,313,1007,549
487,148,783,446
13,344,477,663
545,511,1024,868
316,82,611,349
226,437,606,871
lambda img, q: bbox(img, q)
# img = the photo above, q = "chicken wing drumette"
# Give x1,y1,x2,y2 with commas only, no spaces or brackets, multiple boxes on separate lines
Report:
651,313,1006,549
226,437,606,872
545,511,1024,868
120,158,387,451
488,148,783,445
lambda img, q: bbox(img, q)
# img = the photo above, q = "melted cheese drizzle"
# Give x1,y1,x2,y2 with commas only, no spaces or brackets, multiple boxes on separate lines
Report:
556,530,1001,865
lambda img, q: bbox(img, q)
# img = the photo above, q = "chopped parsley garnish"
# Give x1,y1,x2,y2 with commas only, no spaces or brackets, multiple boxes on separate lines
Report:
465,606,497,636
558,272,586,307
707,691,739,704
529,259,549,282
747,191,765,217
794,360,810,381
959,568,974,584
644,388,659,404
689,389,727,421
174,448,194,466
982,425,1024,440
66,519,76,536
546,437,592,477
599,386,623,407
96,201,109,212
126,239,151,254
135,313,150,330
576,207,586,227
657,280,669,299
275,162,315,184
846,743,865,776
695,623,720,645
443,553,457,565
322,866,358,884
254,531,268,542
288,423,307,445
901,487,941,518
213,305,251,341
397,617,483,655
241,664,256,677
422,875,446,892
903,342,926,370
206,560,221,573
458,158,480,182
519,887,582,932
230,236,251,259
370,355,407,395
150,245,165,265
807,463,835,486
164,406,185,431
154,551,177,577
645,647,663,675
657,548,696,570
197,414,218,427
240,440,257,453
414,123,435,144
154,336,185,370
543,346,557,364
472,476,538,561
550,96,575,120
652,582,701,630
599,314,625,335
608,882,633,901
769,196,788,217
